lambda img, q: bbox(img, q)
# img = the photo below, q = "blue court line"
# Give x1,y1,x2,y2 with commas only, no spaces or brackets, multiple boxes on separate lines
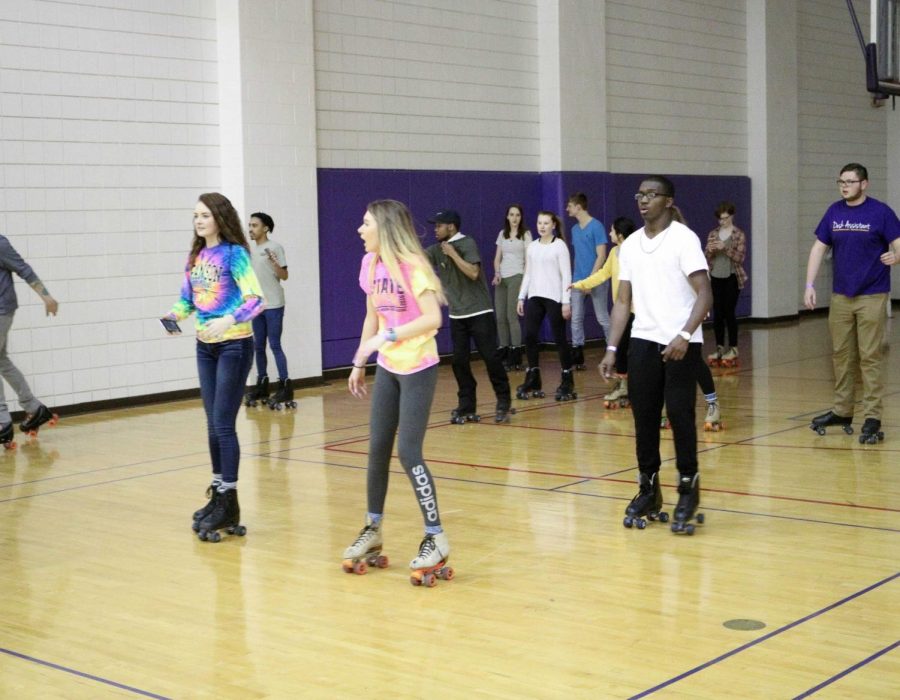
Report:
792,639,900,698
0,647,171,699
628,572,900,699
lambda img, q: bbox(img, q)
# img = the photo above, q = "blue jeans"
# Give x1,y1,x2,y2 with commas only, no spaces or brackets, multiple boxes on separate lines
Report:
570,283,610,345
251,307,289,380
197,337,254,483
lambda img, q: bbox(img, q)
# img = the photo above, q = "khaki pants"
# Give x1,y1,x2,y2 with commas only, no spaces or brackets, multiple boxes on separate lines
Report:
829,293,887,420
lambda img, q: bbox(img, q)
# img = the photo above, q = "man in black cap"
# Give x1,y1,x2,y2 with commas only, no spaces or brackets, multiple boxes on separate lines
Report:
424,209,513,423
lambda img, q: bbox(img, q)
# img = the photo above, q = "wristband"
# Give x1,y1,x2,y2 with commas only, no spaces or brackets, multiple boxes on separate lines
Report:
606,345,617,353
383,327,398,343
352,363,366,369
805,282,815,289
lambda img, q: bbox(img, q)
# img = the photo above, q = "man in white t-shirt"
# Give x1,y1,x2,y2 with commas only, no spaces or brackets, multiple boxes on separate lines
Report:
599,176,712,534
245,212,293,409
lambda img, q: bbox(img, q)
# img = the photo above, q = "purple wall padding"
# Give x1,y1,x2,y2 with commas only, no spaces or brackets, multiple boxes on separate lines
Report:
318,169,751,370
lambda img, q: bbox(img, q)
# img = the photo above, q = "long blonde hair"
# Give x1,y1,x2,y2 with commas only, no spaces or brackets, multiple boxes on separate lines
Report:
366,199,446,305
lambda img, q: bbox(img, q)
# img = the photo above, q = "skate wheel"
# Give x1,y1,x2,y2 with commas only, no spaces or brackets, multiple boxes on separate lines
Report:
685,524,695,535
208,531,221,543
670,522,681,533
697,513,705,524
636,518,646,530
288,402,297,408
843,426,854,435
353,560,368,575
659,512,669,523
342,561,354,573
192,521,201,533
48,415,59,427
410,574,422,586
376,555,389,568
439,566,454,580
623,516,633,528
3,441,16,450
815,427,825,436
232,525,247,536
423,573,437,587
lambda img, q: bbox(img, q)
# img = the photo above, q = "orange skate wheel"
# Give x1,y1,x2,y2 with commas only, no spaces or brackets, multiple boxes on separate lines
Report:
341,560,354,573
48,415,59,426
423,572,437,587
410,574,422,586
3,441,16,450
353,560,368,575
438,566,455,581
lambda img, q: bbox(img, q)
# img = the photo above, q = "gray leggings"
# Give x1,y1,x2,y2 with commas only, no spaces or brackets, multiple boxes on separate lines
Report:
495,273,523,346
367,364,441,528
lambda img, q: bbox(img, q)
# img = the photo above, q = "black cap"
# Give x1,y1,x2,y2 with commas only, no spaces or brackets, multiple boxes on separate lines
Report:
427,209,461,227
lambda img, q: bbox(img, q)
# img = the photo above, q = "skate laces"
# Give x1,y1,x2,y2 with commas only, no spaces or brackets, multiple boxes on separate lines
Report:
352,525,378,547
417,535,436,558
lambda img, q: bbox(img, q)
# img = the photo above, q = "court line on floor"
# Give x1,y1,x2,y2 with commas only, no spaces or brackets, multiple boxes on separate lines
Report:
628,572,900,699
791,639,900,699
0,646,170,699
323,445,900,513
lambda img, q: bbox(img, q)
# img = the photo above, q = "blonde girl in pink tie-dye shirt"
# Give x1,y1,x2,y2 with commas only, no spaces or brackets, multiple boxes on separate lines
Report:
342,200,455,584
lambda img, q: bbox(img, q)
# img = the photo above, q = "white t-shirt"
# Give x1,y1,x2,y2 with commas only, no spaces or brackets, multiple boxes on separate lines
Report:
495,230,532,278
618,221,708,345
251,240,287,309
518,237,571,304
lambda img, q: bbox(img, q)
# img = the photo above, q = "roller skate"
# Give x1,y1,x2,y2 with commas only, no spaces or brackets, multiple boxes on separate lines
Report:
341,521,388,575
671,473,704,535
603,377,630,409
191,482,219,532
196,488,247,542
267,378,297,410
703,401,723,431
660,414,670,430
809,411,853,436
244,375,269,407
572,345,586,370
509,346,524,371
720,346,739,368
707,345,724,367
0,422,16,450
19,404,58,437
494,401,516,423
555,369,577,401
858,418,884,445
623,472,669,529
450,406,481,424
409,531,454,587
516,367,544,399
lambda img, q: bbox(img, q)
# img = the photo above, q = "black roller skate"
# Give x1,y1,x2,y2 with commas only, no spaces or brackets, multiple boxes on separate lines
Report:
671,473,704,535
20,404,58,437
509,346,524,371
516,367,544,399
858,418,884,445
451,406,480,424
245,375,269,407
623,472,669,529
197,488,246,542
0,422,16,450
191,482,218,532
267,378,297,410
809,411,853,436
572,345,586,370
555,369,577,401
494,401,516,423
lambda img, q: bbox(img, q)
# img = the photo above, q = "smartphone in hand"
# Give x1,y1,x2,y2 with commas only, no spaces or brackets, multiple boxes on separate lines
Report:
160,318,182,334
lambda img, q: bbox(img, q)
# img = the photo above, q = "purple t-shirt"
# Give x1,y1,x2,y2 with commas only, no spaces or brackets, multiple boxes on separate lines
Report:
814,197,900,296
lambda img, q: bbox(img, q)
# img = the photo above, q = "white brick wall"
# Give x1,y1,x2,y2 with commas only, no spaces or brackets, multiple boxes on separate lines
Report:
313,0,541,171
605,0,748,175
797,0,887,306
0,0,219,411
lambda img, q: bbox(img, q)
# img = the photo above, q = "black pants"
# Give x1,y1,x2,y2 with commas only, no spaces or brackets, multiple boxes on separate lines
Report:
523,296,572,370
628,338,701,477
451,312,511,412
614,314,634,375
711,274,739,347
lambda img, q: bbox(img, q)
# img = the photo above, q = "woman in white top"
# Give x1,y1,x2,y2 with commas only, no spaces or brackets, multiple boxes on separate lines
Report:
492,204,532,370
515,211,576,401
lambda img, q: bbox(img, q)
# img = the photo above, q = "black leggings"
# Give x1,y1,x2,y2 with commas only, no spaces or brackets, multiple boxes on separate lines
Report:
523,296,572,369
711,274,739,347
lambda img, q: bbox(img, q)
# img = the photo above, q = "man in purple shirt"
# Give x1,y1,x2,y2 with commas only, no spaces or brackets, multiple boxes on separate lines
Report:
804,163,900,443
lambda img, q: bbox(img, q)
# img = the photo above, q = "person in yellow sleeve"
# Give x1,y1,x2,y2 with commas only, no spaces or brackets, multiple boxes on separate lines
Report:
570,217,636,407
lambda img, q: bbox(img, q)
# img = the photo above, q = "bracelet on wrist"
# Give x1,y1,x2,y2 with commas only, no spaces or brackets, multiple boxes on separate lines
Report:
805,282,815,289
383,327,398,343
352,363,366,369
606,345,617,353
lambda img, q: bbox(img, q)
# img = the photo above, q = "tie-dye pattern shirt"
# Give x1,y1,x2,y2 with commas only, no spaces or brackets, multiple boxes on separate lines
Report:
359,253,439,375
169,243,265,342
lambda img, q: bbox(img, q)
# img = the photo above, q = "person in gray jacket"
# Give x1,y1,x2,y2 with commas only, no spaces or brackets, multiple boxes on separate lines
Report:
0,234,60,446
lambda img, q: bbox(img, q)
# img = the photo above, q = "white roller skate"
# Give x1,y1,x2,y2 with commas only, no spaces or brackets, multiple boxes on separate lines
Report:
720,346,739,368
603,377,630,409
409,531,454,587
707,345,724,367
342,522,388,575
703,401,723,431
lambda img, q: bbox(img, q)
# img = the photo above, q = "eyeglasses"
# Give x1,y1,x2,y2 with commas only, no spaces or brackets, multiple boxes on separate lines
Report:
836,179,861,186
634,192,668,202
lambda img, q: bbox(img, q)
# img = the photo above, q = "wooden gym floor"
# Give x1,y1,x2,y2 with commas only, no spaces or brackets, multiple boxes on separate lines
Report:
0,315,897,698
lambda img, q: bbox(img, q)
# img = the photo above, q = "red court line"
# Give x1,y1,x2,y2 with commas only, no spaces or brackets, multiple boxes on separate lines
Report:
323,445,900,513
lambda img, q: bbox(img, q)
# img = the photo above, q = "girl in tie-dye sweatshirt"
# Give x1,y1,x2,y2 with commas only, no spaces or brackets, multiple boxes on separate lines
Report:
164,192,265,542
